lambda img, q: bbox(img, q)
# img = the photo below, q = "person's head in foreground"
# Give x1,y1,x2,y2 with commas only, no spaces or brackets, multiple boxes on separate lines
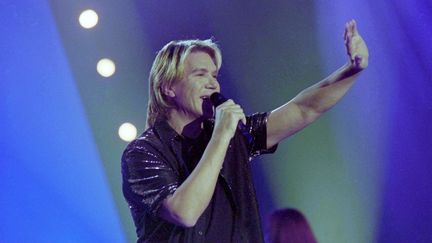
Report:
267,208,317,243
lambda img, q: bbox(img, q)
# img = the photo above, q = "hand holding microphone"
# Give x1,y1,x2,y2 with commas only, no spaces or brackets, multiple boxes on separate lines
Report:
210,93,251,141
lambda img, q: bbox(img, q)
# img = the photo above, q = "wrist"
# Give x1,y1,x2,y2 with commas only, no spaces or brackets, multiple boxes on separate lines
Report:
343,62,364,76
210,131,232,146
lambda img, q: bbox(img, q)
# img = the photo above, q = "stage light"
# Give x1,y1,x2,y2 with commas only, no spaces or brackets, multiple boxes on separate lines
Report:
79,9,99,29
96,58,116,77
118,122,137,142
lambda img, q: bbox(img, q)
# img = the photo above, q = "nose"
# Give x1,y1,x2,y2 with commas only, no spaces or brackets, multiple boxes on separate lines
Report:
206,76,219,90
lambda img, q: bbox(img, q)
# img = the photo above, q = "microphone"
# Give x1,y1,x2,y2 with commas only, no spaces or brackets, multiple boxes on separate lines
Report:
210,93,252,141
210,92,229,107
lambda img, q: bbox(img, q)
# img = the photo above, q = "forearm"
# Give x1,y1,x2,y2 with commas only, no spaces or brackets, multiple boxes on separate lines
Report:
267,63,363,147
293,63,362,117
160,133,230,227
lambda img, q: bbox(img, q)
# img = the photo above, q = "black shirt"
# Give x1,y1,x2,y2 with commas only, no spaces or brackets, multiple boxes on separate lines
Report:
180,128,234,241
205,178,235,242
121,112,277,242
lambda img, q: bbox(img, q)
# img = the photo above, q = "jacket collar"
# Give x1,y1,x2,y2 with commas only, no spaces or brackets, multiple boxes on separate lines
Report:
153,117,214,144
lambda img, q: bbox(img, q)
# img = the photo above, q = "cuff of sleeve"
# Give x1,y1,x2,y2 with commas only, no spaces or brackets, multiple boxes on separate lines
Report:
150,184,178,217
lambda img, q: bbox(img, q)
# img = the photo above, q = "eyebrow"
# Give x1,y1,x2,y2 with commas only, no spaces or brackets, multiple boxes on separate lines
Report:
191,68,218,75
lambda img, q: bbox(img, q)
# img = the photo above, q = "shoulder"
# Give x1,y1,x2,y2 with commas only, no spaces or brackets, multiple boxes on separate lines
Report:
247,111,270,123
247,112,270,132
122,127,163,162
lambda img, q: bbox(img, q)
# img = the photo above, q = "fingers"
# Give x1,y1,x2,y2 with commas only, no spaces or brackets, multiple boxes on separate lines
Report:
351,19,358,35
343,19,368,70
344,19,359,43
217,100,246,122
345,19,358,58
241,116,247,126
214,99,246,135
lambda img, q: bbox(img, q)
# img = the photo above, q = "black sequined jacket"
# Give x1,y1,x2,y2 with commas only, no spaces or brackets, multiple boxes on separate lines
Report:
121,112,277,242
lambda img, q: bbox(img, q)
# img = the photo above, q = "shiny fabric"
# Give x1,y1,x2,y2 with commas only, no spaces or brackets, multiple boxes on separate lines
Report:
121,112,277,242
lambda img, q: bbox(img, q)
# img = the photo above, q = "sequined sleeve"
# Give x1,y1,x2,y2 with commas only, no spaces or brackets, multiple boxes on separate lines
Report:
247,112,278,159
121,138,179,217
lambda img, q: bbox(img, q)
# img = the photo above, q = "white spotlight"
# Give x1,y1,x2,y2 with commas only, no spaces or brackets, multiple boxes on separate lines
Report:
79,9,99,29
97,58,116,77
118,122,138,142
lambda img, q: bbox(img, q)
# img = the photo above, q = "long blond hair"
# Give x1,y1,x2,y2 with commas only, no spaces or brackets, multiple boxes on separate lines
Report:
146,39,222,128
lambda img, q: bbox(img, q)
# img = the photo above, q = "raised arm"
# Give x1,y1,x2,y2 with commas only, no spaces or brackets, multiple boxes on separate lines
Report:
267,20,369,148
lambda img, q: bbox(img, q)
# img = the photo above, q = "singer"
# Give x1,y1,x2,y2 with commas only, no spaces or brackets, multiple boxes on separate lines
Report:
121,20,369,242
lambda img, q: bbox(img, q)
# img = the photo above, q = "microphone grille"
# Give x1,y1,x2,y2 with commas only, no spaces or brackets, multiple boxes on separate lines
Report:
210,93,227,107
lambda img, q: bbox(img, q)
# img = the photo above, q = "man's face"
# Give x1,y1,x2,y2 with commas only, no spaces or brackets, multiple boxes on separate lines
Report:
170,51,220,121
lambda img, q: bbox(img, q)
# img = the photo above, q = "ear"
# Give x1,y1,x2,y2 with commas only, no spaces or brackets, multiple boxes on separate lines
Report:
162,85,176,98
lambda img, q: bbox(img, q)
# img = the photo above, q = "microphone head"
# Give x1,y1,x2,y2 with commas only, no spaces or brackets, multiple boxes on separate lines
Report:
210,92,227,107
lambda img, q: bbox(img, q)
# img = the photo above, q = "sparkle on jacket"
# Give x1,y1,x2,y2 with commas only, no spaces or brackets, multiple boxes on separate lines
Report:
121,112,277,242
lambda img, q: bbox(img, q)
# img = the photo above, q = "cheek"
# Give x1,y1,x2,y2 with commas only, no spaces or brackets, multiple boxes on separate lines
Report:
215,82,221,93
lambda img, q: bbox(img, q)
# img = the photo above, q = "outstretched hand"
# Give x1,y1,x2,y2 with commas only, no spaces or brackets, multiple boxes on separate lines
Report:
344,20,369,70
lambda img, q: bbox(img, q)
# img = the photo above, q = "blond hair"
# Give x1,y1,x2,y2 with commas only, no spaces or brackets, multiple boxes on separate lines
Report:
146,39,222,128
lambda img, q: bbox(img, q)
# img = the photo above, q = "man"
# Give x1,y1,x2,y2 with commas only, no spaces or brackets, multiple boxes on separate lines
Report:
122,20,369,242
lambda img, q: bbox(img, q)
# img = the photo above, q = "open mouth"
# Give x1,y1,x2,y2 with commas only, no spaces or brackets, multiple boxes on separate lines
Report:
201,95,213,108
